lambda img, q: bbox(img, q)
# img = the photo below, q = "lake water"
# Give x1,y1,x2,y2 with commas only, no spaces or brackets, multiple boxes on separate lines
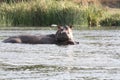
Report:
0,28,120,80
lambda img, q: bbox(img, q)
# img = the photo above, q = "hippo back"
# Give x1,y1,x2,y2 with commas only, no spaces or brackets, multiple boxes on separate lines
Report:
3,34,56,44
3,25,78,45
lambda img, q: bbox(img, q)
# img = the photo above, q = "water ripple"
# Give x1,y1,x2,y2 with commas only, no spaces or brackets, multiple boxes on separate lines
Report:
0,30,120,80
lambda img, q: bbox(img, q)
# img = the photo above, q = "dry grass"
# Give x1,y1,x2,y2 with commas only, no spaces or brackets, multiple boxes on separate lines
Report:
107,8,120,15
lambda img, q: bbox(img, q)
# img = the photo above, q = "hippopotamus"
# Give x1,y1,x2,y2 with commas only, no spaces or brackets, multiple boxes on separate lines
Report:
3,25,79,45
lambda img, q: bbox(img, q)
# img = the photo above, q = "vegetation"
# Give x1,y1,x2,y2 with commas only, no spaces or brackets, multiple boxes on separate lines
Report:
86,5,106,27
0,0,88,27
0,0,119,27
100,14,120,26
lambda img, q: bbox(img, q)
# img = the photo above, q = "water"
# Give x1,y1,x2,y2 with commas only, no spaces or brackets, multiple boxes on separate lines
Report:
0,29,120,80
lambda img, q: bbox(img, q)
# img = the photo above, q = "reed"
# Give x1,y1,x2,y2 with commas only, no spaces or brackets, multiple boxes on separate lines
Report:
0,0,108,27
85,5,106,27
100,14,120,26
0,0,88,27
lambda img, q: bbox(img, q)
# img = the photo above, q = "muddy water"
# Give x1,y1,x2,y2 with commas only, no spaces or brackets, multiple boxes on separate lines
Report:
0,29,120,80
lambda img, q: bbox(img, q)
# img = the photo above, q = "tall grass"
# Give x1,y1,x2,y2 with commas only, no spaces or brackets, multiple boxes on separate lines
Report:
85,5,107,27
0,0,110,27
3,0,30,3
0,0,88,27
100,14,120,26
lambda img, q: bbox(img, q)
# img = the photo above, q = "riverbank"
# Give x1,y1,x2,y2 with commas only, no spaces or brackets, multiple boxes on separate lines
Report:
0,0,119,27
0,0,88,27
99,7,120,26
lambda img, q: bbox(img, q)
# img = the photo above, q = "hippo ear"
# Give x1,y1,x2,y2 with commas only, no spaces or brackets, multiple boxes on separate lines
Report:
69,25,73,29
57,25,62,29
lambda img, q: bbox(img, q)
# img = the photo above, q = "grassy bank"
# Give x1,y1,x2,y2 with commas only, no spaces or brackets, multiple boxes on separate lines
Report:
0,0,88,27
100,14,120,26
0,0,119,27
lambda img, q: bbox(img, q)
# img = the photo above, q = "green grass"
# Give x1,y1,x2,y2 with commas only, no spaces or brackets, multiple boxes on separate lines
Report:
85,5,107,27
0,0,88,27
0,0,111,27
100,13,120,26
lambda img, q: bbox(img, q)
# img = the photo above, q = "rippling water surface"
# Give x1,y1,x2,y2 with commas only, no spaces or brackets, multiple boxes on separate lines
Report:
0,28,120,80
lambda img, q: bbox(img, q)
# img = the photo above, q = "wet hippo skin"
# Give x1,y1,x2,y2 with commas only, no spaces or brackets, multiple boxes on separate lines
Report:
3,25,79,45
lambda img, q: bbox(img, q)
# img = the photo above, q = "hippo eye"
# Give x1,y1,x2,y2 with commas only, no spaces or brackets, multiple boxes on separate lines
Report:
60,29,63,31
60,27,64,30
67,31,70,34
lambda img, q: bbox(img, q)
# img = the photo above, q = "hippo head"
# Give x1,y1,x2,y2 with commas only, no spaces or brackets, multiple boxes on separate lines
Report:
55,25,74,42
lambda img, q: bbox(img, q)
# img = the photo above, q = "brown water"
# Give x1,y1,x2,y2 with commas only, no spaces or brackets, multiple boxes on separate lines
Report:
0,29,120,80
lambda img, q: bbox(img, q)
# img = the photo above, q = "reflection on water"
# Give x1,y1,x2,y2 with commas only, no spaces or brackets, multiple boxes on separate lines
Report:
0,29,120,80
